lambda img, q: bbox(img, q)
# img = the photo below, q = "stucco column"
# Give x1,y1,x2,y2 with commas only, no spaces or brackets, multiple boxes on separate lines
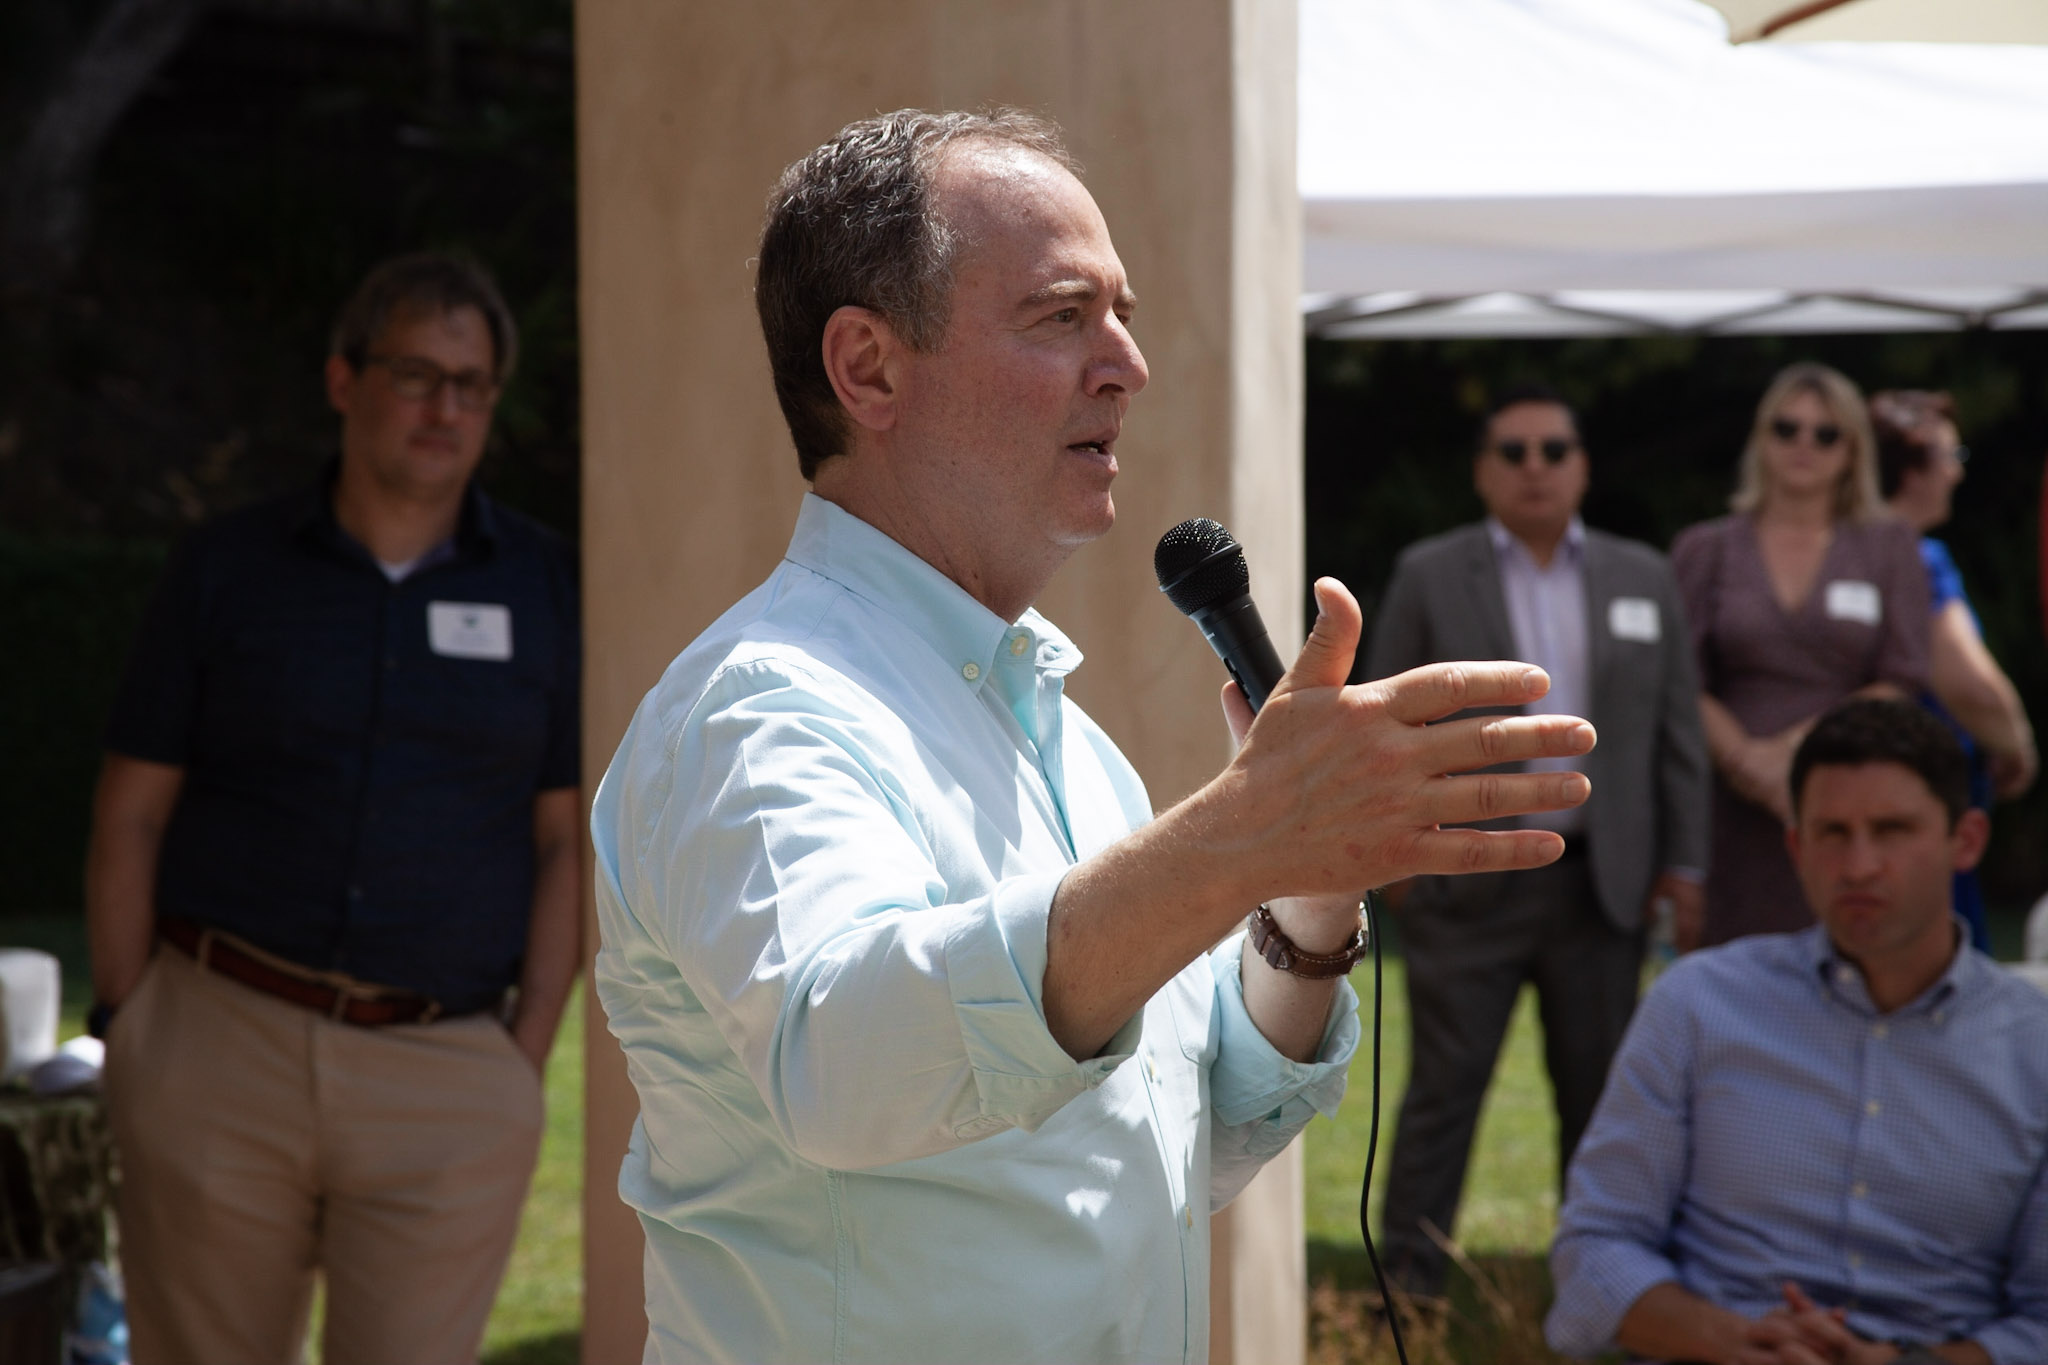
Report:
575,4,1304,1362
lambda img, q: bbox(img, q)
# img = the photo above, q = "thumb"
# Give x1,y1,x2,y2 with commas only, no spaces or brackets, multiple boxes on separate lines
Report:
1269,577,1361,700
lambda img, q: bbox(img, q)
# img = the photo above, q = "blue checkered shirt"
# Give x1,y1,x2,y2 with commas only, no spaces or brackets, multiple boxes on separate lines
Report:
1546,924,2048,1363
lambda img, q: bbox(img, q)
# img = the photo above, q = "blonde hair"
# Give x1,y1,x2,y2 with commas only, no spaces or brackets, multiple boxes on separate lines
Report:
1728,362,1882,521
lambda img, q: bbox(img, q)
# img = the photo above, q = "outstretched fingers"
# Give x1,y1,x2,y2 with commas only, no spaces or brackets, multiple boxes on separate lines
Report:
1399,827,1569,877
1414,711,1597,776
1415,769,1590,829
1370,659,1554,727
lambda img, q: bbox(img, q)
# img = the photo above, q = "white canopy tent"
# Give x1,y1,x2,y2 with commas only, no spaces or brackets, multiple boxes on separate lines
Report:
1300,0,2048,338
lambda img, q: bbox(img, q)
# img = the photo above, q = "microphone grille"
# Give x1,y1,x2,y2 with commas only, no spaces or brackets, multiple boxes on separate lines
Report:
1154,517,1250,616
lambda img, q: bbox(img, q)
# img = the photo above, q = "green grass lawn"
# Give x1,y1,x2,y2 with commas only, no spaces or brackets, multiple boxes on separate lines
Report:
1303,953,1576,1362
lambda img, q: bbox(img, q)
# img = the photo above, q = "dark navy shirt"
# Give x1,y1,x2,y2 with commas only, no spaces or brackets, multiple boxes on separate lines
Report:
107,472,580,1011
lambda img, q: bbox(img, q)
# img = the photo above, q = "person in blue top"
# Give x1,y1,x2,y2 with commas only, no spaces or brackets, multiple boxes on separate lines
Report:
1873,389,2036,952
590,108,1598,1365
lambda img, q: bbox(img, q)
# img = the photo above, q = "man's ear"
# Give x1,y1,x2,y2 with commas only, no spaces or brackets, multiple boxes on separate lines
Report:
325,355,357,417
1951,807,1991,873
821,305,902,434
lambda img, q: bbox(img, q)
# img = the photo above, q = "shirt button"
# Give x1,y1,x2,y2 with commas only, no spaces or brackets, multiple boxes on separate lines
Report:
1010,634,1030,657
385,657,398,671
348,885,363,901
1847,1252,1862,1270
1865,1100,1881,1117
1871,1023,1888,1040
1852,1182,1868,1199
961,662,981,682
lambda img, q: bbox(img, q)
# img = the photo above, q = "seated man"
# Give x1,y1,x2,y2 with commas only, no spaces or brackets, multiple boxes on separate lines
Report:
1547,698,2048,1365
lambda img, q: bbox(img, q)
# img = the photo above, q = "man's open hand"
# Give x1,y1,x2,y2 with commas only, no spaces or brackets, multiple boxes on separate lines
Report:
1202,576,1593,902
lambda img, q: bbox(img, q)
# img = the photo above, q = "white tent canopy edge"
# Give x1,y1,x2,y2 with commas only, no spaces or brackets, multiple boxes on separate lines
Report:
1301,0,2048,338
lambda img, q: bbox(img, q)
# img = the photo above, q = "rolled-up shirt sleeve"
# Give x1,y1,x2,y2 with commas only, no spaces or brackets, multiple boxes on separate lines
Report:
1206,935,1358,1206
630,659,1142,1172
1546,970,1698,1357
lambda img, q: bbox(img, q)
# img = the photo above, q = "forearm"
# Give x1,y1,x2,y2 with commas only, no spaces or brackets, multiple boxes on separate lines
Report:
1615,1282,1752,1365
1698,694,1752,775
1236,898,1352,1063
85,835,159,1007
1931,609,2033,757
1046,780,1274,1058
84,755,184,1007
509,789,583,1066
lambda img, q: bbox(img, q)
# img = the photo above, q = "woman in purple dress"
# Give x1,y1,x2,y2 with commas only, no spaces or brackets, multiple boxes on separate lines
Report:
1672,363,1930,946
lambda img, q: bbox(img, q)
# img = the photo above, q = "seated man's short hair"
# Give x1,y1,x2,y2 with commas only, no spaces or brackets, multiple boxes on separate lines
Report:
1790,697,1971,825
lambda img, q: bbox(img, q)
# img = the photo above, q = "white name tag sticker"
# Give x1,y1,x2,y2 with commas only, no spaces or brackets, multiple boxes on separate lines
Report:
1607,596,1661,643
428,601,513,661
1823,580,1882,626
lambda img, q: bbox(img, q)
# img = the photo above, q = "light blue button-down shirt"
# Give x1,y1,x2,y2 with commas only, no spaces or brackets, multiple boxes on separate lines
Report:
592,495,1359,1365
1546,924,2048,1362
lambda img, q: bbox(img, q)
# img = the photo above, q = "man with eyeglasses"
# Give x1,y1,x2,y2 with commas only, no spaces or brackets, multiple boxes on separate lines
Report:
1365,383,1711,1305
86,253,580,1365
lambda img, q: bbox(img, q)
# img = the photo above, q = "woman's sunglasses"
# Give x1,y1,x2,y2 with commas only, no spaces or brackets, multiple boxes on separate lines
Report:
1492,438,1576,466
1768,417,1842,449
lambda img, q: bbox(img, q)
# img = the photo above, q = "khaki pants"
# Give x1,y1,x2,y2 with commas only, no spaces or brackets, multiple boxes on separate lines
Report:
104,947,544,1365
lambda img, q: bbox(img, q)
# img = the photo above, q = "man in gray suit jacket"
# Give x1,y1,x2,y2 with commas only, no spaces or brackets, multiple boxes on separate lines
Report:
1367,385,1711,1301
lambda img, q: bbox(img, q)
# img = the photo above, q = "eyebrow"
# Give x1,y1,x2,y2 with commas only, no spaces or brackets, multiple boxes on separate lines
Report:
1019,279,1139,313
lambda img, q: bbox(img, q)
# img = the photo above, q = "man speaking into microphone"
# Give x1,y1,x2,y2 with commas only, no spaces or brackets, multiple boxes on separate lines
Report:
592,109,1595,1365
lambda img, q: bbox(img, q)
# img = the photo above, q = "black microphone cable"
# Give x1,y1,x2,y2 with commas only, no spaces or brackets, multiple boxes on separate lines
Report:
1154,518,1408,1364
1357,887,1409,1365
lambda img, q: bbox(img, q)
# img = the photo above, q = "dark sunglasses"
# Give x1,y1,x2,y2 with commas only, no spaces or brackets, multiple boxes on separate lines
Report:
1768,416,1841,449
1492,437,1576,466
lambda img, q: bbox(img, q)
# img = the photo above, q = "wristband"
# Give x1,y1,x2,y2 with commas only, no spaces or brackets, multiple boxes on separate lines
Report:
1247,903,1369,979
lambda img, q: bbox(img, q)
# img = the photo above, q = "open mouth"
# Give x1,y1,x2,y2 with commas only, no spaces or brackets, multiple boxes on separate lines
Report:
1069,440,1109,454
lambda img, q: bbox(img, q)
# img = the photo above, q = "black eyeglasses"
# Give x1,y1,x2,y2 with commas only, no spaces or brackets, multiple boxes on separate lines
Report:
364,354,500,411
1492,438,1576,466
1768,416,1841,449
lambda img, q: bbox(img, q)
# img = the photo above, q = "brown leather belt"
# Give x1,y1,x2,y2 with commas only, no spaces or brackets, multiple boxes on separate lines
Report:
159,918,448,1027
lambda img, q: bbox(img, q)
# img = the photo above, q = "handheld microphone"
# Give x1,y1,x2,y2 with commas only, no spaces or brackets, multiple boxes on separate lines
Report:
1153,518,1285,713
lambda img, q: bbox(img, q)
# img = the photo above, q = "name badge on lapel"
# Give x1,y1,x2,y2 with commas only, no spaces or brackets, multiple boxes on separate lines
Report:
1607,597,1660,643
428,602,513,660
1823,580,1882,626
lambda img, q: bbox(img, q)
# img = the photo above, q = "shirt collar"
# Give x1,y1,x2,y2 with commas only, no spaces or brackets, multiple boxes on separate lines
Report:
292,458,497,566
1805,919,1982,1020
784,493,1082,689
1485,515,1585,568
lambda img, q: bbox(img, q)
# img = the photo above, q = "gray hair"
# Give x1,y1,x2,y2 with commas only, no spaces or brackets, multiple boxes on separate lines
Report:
755,108,1077,480
330,252,519,384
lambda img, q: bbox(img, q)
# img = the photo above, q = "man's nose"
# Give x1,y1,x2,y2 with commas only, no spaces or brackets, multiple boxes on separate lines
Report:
426,378,464,421
1088,315,1148,398
1841,834,1885,880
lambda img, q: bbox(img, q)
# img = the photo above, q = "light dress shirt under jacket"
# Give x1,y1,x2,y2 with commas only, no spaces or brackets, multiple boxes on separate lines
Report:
592,494,1359,1365
1486,516,1589,836
1546,923,2048,1362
